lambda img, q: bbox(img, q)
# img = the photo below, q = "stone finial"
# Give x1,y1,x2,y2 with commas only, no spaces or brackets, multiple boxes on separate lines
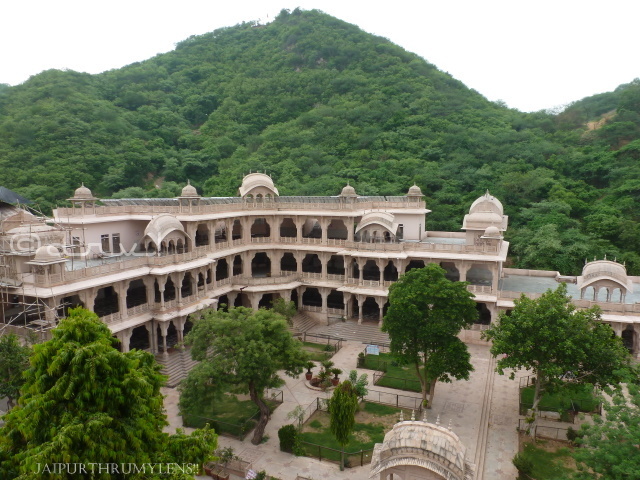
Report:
399,410,404,422
448,419,452,431
436,414,440,426
422,410,428,422
411,410,416,421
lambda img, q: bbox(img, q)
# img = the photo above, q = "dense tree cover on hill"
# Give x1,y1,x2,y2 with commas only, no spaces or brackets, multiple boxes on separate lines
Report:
1,8,640,274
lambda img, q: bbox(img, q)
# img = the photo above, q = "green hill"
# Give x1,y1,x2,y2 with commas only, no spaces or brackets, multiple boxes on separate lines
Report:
1,8,639,274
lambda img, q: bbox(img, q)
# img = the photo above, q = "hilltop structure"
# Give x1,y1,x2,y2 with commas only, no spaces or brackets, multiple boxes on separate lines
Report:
0,175,638,358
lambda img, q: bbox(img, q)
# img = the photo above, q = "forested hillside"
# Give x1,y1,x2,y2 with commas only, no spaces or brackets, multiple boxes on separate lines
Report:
1,8,639,275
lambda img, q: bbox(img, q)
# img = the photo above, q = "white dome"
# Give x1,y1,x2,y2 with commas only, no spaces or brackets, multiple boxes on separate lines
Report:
72,183,95,200
143,214,188,245
339,183,357,197
407,184,423,196
483,225,502,238
33,245,62,263
469,190,503,215
180,180,199,197
238,173,279,197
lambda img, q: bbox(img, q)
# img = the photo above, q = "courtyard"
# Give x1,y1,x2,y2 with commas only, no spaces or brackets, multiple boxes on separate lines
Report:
162,322,529,480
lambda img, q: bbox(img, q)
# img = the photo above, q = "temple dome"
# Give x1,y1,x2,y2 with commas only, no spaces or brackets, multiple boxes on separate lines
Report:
143,214,188,245
238,173,279,198
469,190,503,215
33,245,63,263
482,225,502,239
407,184,423,197
339,183,357,197
72,183,95,200
180,180,199,197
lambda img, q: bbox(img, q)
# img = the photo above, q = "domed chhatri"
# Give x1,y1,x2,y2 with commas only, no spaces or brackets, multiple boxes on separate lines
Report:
482,225,502,239
180,180,199,198
577,259,633,302
370,415,475,480
339,183,358,197
70,183,96,201
407,184,423,197
238,172,279,199
32,245,63,264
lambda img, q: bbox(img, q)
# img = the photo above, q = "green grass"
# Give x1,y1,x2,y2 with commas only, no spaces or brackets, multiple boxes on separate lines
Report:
298,401,401,463
361,353,422,393
182,393,279,437
302,341,334,362
520,441,575,480
521,384,600,413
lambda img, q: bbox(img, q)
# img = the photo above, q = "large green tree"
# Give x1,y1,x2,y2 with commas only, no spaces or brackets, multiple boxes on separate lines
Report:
572,384,640,479
482,284,630,436
329,380,359,470
382,264,478,407
0,308,217,479
0,333,30,409
180,307,307,445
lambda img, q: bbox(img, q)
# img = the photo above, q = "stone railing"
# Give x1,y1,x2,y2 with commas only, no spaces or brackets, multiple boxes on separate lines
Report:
55,200,425,218
467,285,494,295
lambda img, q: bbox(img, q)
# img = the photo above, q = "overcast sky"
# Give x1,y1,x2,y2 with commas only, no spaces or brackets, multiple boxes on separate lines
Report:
1,0,637,112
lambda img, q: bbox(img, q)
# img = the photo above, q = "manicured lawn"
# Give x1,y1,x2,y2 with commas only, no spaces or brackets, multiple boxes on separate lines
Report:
182,393,279,438
299,402,403,463
302,341,335,362
521,384,600,413
519,440,576,480
361,352,422,393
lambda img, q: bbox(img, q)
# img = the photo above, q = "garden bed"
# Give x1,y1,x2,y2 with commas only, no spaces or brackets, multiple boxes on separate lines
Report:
361,352,422,393
298,402,404,465
182,393,280,439
302,341,335,361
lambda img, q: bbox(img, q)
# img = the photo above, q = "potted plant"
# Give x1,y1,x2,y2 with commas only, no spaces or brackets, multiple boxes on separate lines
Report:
331,368,342,386
321,360,334,373
305,361,315,381
317,370,331,390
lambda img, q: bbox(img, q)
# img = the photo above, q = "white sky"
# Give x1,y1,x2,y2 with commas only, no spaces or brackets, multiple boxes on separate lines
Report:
1,0,637,112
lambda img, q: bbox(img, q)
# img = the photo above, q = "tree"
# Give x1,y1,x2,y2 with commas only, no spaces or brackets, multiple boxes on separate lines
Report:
271,298,297,326
482,284,630,437
573,384,640,479
329,380,359,470
0,308,217,479
181,307,307,445
382,264,478,407
0,333,30,410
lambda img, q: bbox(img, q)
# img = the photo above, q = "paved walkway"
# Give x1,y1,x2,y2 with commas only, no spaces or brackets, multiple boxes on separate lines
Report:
163,336,524,479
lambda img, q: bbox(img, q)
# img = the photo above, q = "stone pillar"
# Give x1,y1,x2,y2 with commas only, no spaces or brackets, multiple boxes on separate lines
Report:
158,276,166,309
633,324,640,357
358,258,364,285
158,321,169,355
119,328,133,353
176,317,186,344
119,281,129,319
320,288,328,315
357,296,364,324
321,253,328,279
347,217,354,242
376,297,384,326
344,293,351,319
296,218,303,242
377,259,384,284
176,272,185,305
321,218,328,243
249,293,260,311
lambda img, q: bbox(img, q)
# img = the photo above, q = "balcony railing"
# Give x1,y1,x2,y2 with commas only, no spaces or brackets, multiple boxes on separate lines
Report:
55,199,425,218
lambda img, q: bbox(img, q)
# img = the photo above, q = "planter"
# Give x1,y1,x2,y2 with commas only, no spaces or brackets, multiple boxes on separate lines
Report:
218,469,230,480
331,378,339,386
203,463,214,477
305,372,313,381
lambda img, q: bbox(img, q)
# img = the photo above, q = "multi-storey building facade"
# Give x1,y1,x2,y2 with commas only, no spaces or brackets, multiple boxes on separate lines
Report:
1,174,638,357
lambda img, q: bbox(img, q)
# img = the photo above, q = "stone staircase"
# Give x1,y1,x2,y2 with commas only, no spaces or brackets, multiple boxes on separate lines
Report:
156,349,199,388
290,312,319,334
307,320,390,345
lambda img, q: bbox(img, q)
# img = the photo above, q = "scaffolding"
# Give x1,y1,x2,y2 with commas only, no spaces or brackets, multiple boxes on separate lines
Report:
0,202,77,340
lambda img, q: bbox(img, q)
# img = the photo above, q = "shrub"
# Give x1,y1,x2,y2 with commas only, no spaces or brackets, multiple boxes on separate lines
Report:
566,426,583,444
278,424,298,452
323,343,334,352
512,452,534,475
